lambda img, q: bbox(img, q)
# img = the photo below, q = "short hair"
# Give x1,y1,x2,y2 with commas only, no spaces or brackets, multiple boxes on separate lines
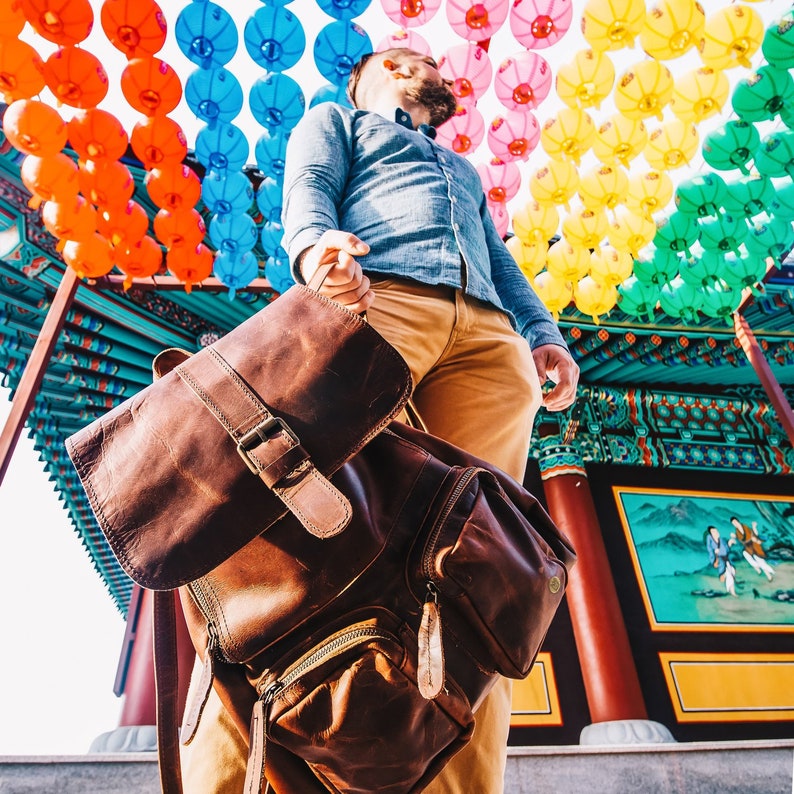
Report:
347,51,377,107
729,516,739,523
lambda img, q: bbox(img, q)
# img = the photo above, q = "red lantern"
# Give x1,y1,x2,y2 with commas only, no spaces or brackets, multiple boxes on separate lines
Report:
20,152,79,208
77,159,134,207
113,235,163,288
100,0,168,59
41,195,97,250
97,200,149,247
166,242,213,293
0,38,46,103
153,207,206,250
19,0,94,45
130,116,187,169
2,99,66,156
145,164,202,210
62,232,114,279
42,46,109,108
120,57,182,116
67,109,129,161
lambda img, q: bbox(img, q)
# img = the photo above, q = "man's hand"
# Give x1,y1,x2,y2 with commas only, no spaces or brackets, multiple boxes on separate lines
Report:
299,230,374,314
532,344,580,412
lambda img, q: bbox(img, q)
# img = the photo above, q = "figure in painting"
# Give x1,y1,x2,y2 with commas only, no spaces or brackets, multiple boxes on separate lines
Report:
705,525,737,597
730,516,775,582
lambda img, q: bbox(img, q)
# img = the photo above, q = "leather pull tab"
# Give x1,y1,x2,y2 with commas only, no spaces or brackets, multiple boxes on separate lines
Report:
180,648,215,745
244,699,268,794
418,592,445,699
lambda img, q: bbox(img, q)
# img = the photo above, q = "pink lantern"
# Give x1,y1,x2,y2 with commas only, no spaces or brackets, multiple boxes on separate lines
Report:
488,110,540,161
376,28,431,55
488,200,509,237
438,44,492,106
446,0,509,42
510,0,573,50
379,0,442,28
494,50,552,110
477,158,521,203
435,104,485,155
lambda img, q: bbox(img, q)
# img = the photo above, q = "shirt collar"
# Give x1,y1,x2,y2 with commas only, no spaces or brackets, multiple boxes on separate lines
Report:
394,108,436,139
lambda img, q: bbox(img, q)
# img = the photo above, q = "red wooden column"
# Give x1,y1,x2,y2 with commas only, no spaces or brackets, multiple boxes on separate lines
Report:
537,439,648,724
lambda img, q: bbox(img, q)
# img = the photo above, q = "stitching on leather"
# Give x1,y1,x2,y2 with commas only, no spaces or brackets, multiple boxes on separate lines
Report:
276,468,351,537
176,365,237,436
207,349,269,430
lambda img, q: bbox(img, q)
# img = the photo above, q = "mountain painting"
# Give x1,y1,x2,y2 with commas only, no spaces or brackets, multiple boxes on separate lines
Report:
613,487,794,632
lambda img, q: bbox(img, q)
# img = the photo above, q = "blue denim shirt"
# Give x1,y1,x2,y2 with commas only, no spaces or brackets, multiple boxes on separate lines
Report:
282,103,566,351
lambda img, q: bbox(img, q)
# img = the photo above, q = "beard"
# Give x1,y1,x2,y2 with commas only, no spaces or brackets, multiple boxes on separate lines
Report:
406,79,457,127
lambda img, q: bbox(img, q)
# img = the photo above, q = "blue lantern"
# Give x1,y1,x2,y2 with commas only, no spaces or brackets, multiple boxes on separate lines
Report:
195,122,249,173
310,82,353,108
175,2,238,69
261,220,284,254
255,130,290,178
244,6,306,71
249,73,305,134
202,171,254,215
214,249,259,300
266,246,295,293
316,0,373,21
314,21,372,86
185,67,244,126
256,177,283,223
209,212,258,255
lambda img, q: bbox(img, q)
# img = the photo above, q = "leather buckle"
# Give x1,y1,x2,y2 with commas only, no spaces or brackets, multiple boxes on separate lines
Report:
237,416,300,474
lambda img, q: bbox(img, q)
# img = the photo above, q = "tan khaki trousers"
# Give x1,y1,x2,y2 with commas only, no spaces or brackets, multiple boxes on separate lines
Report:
181,277,542,794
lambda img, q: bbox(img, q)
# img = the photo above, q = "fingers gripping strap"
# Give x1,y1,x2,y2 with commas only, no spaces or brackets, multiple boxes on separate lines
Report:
175,348,351,538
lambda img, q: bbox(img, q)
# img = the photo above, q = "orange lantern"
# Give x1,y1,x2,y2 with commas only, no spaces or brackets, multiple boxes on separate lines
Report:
2,99,66,156
130,116,188,170
97,200,149,248
78,159,134,207
100,0,168,59
62,232,114,279
573,275,617,323
166,242,213,293
120,57,182,116
593,113,647,167
19,0,94,45
670,67,730,124
145,165,202,211
578,164,629,212
615,60,674,121
20,152,79,208
645,119,699,170
625,169,674,218
529,159,580,209
607,207,656,257
511,200,559,245
589,244,633,285
114,235,163,289
0,38,46,103
640,0,705,60
562,206,609,249
540,107,596,165
154,208,206,250
546,239,591,281
532,271,573,320
67,109,129,161
42,46,109,108
556,49,615,110
0,0,26,35
506,235,547,279
41,195,97,250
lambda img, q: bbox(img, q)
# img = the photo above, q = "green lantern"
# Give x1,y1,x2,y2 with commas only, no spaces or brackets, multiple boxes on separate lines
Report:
679,252,724,288
659,276,704,323
722,174,776,219
770,181,794,221
702,120,760,175
754,130,794,179
717,250,768,292
653,211,701,256
633,248,680,285
617,276,660,323
699,280,741,322
698,212,748,256
761,10,794,70
744,214,794,263
674,173,728,218
782,102,794,130
731,65,794,123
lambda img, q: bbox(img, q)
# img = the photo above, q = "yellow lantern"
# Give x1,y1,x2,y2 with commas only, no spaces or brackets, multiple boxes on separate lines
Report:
540,108,597,165
640,0,705,61
512,200,560,245
645,119,699,170
593,113,647,166
506,235,548,279
581,0,645,51
556,49,615,110
589,245,634,286
574,275,618,323
529,159,580,209
699,5,764,70
615,60,674,122
670,67,730,124
578,164,629,213
562,206,609,249
607,207,657,258
532,271,573,320
626,169,674,218
546,239,591,281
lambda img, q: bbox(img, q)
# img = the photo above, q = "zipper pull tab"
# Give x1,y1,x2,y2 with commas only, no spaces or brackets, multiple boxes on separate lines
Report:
244,696,267,794
180,625,217,745
418,582,445,699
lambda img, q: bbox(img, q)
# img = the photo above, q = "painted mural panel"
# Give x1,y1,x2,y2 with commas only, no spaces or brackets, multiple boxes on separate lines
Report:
613,487,794,631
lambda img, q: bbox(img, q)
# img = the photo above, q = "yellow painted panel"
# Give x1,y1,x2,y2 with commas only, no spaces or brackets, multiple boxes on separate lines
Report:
660,652,794,723
510,653,563,727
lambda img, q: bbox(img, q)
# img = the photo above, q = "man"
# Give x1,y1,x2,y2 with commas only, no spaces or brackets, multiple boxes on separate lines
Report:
182,48,578,793
705,525,737,597
730,517,775,581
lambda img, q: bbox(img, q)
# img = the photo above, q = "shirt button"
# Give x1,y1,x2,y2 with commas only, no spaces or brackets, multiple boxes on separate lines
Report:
450,196,457,203
453,223,460,231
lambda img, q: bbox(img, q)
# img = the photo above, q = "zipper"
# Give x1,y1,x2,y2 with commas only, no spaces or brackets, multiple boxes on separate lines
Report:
187,580,237,663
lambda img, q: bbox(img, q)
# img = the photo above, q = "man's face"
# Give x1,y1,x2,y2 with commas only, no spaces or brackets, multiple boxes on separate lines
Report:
388,51,457,127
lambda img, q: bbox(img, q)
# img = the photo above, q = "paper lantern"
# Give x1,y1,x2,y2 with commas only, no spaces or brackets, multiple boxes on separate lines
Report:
487,110,540,161
699,5,763,70
434,105,485,155
62,233,114,279
209,213,258,255
376,28,431,54
653,210,700,256
510,0,573,50
633,247,680,285
488,200,510,238
144,166,201,215
254,129,289,178
744,215,794,263
762,9,794,70
67,109,128,162
20,153,79,209
185,67,244,126
640,0,704,60
2,99,66,157
249,73,305,133
556,49,614,110
581,0,644,51
722,174,776,219
260,220,284,254
562,206,608,249
43,46,108,109
380,0,442,28
113,235,163,288
625,169,673,218
617,276,660,322
574,275,617,323
699,280,741,321
506,235,547,278
659,275,703,321
679,251,725,287
644,119,698,171
20,0,93,45
529,158,579,208
540,107,596,165
120,57,182,116
607,207,655,257
614,60,673,121
97,200,148,248
195,122,249,174
732,65,794,123
578,164,628,212
546,239,590,281
674,173,728,219
477,159,521,203
769,182,794,221
0,39,46,103
41,195,96,250
130,116,188,170
101,0,168,59
154,208,207,250
213,249,259,300
77,159,134,208
438,44,492,107
589,245,633,286
255,176,284,224
512,200,559,244
446,0,508,41
670,67,729,124
313,21,372,86
174,1,237,69
698,212,748,256
166,243,213,293
494,51,552,111
1,0,25,35
310,82,352,109
754,130,794,179
593,113,647,167
201,170,254,216
244,6,305,71
701,120,759,175
717,250,768,291
265,247,294,294
532,271,572,319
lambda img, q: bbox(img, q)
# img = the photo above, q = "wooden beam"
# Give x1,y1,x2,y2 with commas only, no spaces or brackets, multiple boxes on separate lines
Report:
0,267,79,486
90,274,276,293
